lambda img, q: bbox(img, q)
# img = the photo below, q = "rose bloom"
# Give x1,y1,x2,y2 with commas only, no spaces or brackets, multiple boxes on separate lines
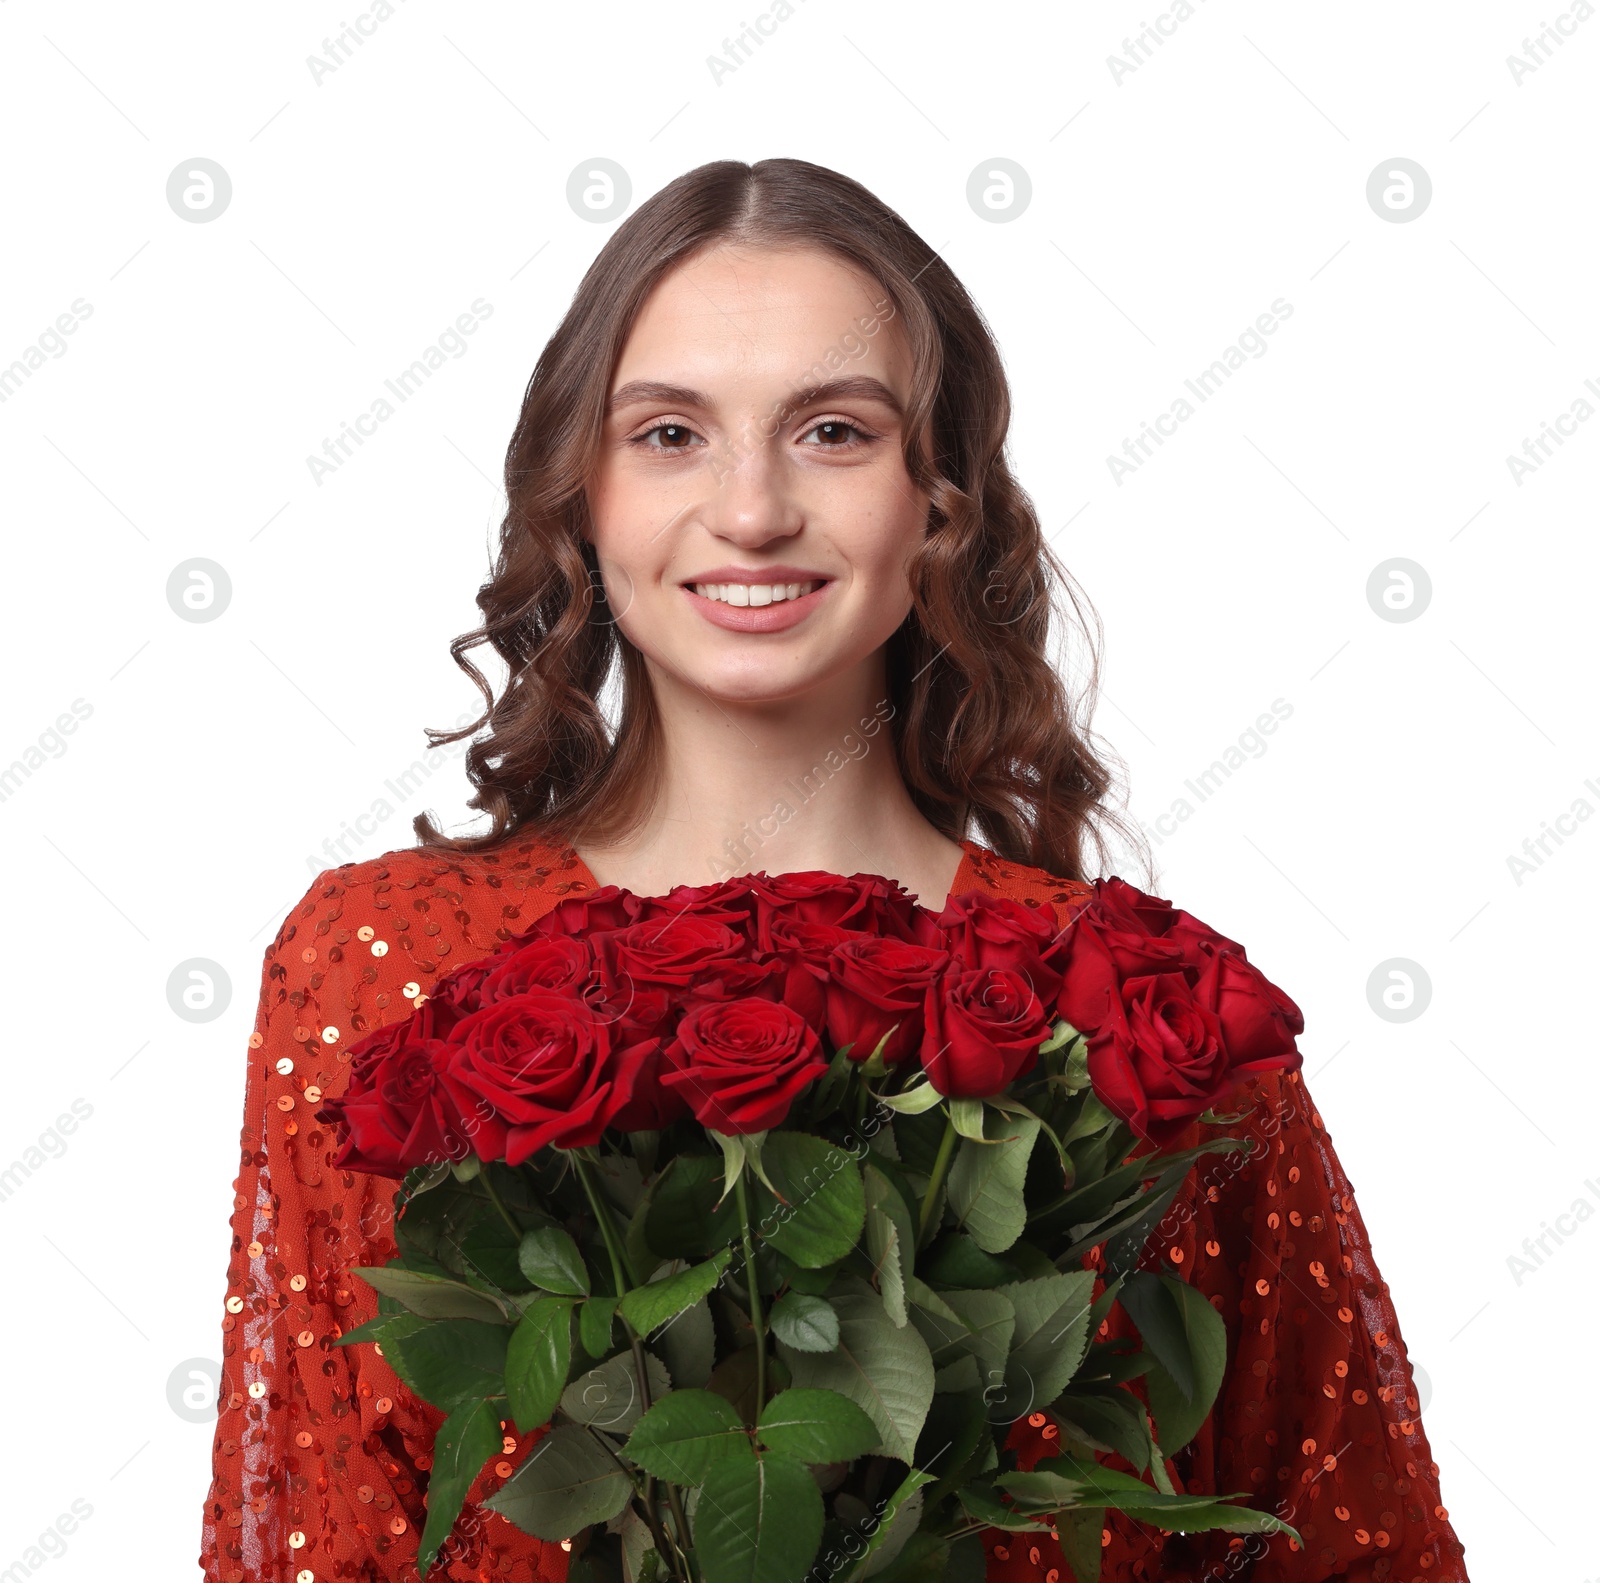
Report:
445,990,648,1165
934,890,1065,1007
1085,972,1232,1146
754,913,860,1034
479,935,594,1002
825,935,950,1066
747,869,922,945
319,1036,504,1177
1055,878,1304,1141
921,964,1053,1099
592,914,755,1002
659,998,829,1134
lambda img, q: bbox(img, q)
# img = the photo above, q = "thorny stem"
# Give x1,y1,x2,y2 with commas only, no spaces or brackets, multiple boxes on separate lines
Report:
572,1153,695,1581
478,1169,522,1242
918,1114,959,1244
733,1170,767,1412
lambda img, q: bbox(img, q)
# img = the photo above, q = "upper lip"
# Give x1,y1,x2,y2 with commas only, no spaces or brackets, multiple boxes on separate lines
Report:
680,565,833,586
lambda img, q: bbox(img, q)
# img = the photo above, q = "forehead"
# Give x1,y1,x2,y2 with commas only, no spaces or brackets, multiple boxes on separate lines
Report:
613,243,906,391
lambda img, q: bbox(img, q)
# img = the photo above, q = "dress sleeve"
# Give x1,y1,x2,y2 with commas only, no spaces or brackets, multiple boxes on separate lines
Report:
197,868,568,1583
991,1067,1472,1582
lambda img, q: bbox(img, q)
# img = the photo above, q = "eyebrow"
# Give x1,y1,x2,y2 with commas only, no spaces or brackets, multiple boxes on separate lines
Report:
606,375,905,419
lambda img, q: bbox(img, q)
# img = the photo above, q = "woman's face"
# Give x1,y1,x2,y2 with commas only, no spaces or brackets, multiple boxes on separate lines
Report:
586,243,929,706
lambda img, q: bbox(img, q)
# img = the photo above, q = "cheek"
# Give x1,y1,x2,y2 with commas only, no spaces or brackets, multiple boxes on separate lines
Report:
814,465,927,582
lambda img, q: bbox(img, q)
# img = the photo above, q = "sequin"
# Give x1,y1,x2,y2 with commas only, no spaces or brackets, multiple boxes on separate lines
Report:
198,830,1470,1583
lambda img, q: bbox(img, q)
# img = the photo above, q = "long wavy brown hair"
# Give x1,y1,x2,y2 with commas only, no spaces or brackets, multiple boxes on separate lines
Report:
414,157,1141,883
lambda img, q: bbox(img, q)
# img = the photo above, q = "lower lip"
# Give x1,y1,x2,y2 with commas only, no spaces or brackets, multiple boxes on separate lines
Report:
681,582,832,633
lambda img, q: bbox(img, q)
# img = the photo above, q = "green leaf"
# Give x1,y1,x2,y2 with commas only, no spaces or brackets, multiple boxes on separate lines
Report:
651,1294,716,1389
693,1453,824,1583
948,1098,989,1140
351,1265,509,1322
417,1398,502,1575
918,1234,1015,1289
1038,1018,1079,1055
1054,1508,1103,1583
505,1297,575,1434
955,1481,1053,1533
777,1284,935,1461
388,1318,509,1414
1001,1270,1098,1415
1052,1384,1155,1473
562,1349,671,1434
646,1154,742,1259
756,1388,879,1464
459,1218,530,1292
1000,1457,1300,1538
864,1165,912,1327
484,1423,632,1541
1136,1276,1229,1457
625,1387,754,1484
873,1080,944,1115
1118,1271,1203,1399
620,1248,732,1337
841,1466,933,1580
768,1292,840,1353
518,1226,590,1297
947,1114,1040,1253
751,1132,867,1269
579,1296,619,1359
909,1287,1014,1389
335,1309,431,1349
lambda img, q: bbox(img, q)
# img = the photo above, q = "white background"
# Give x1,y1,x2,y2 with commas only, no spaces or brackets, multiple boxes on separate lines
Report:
1,2,1591,1579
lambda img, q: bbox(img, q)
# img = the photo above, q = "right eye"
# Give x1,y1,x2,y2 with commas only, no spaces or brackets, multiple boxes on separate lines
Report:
632,422,704,451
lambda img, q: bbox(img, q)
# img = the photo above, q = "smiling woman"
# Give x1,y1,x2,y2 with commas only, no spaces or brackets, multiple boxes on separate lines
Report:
202,159,1469,1583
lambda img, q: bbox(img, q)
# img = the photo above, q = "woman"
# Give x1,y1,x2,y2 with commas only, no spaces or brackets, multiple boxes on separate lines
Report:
199,160,1468,1582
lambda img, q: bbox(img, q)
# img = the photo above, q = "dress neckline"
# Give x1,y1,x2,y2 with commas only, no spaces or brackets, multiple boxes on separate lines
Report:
560,836,988,911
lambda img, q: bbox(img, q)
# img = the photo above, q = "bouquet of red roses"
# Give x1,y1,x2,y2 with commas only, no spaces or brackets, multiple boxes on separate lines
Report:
319,871,1306,1583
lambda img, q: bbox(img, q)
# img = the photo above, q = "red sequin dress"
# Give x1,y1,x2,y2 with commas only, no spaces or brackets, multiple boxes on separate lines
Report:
199,832,1469,1582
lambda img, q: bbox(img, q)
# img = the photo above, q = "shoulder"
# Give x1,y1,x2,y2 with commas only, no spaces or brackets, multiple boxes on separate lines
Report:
263,827,590,967
961,839,1094,916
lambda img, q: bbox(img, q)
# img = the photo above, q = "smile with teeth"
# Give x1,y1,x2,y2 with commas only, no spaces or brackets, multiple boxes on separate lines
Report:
690,580,823,606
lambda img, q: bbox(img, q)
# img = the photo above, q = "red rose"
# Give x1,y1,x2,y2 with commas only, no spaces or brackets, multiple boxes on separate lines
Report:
319,1036,503,1177
631,878,759,933
427,957,497,1020
758,915,862,1034
1054,878,1304,1142
593,915,767,1006
1085,972,1230,1145
529,884,641,941
921,964,1052,1099
1189,940,1304,1066
446,990,647,1165
825,936,950,1066
935,890,1065,1006
747,870,921,945
607,1043,690,1131
480,935,594,1001
659,998,828,1134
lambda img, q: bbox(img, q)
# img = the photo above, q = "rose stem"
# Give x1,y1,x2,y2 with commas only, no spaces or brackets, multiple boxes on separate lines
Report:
478,1169,522,1242
917,1115,959,1245
733,1169,767,1412
573,1153,696,1581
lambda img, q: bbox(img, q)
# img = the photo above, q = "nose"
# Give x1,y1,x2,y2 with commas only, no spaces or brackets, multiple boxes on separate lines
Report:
702,425,804,548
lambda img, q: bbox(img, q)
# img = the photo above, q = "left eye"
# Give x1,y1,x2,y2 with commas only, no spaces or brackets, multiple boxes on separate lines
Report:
803,420,867,446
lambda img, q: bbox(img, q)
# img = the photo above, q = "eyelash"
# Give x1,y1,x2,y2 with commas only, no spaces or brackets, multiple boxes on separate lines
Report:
627,417,878,452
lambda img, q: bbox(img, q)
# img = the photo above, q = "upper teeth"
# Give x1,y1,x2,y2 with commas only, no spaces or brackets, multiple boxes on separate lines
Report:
693,581,819,607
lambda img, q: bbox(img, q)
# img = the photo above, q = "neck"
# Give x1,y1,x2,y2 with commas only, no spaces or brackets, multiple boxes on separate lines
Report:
576,656,965,903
